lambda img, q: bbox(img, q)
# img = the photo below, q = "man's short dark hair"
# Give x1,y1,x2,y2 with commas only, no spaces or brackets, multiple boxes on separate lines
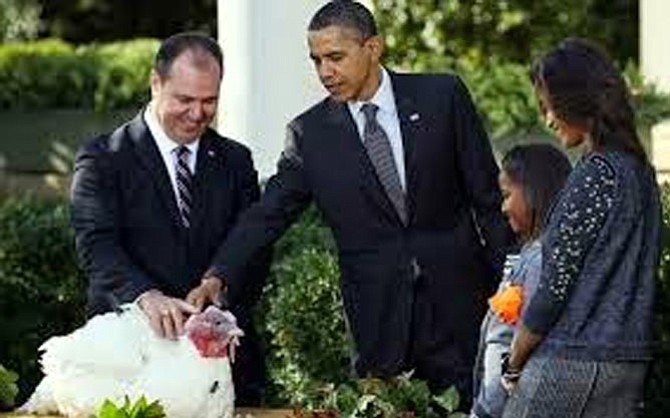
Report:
154,32,223,79
308,1,377,39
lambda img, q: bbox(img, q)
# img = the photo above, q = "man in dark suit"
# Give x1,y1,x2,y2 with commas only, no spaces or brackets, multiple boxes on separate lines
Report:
70,33,268,405
211,1,511,405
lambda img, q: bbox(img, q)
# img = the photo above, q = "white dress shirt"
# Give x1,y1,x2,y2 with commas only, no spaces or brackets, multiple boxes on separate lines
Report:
143,105,199,202
347,67,407,191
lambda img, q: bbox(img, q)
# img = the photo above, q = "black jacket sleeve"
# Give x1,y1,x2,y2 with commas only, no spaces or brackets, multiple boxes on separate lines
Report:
70,138,154,312
211,122,313,292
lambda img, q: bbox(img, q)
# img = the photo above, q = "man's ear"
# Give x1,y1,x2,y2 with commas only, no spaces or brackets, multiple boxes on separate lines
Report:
149,69,162,97
366,35,385,62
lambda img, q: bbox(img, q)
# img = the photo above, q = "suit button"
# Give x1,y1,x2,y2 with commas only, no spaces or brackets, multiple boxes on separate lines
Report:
411,258,421,278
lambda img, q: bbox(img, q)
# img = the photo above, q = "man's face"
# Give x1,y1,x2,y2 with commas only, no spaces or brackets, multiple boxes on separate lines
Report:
151,51,221,143
308,25,383,102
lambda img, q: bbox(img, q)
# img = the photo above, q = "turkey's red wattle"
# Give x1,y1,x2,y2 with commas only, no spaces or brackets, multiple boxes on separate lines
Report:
188,328,228,358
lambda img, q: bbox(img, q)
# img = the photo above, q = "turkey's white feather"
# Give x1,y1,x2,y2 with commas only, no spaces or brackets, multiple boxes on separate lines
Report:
20,303,235,418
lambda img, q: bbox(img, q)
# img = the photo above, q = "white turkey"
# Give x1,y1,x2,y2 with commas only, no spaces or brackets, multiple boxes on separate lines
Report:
19,303,243,418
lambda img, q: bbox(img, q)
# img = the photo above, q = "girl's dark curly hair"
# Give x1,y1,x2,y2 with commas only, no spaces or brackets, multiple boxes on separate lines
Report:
530,38,647,163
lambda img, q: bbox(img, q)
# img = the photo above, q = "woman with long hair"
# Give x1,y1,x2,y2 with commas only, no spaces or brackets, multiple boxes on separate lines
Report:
501,38,662,418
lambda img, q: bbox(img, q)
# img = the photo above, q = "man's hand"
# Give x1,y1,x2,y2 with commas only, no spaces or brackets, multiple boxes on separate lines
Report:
137,290,198,340
186,274,225,312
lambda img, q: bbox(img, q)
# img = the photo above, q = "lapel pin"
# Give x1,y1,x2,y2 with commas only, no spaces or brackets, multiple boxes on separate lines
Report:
208,150,216,157
409,113,420,122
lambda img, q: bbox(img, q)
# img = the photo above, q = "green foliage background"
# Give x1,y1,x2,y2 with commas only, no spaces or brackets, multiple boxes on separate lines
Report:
375,0,637,70
0,198,86,409
0,38,158,111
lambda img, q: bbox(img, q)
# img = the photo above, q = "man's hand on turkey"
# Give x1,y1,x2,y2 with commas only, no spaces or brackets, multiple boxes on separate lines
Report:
137,289,198,340
186,273,225,312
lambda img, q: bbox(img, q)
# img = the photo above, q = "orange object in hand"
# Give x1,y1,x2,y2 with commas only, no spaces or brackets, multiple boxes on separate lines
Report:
489,284,524,324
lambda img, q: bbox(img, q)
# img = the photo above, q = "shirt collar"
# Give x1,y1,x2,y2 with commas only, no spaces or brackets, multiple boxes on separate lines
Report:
348,67,396,117
144,103,200,156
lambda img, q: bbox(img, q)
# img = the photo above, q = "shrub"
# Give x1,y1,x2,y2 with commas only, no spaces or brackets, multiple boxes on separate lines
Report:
297,376,466,418
84,39,157,111
455,59,540,139
0,39,93,109
644,183,670,418
0,364,19,410
0,38,157,111
455,60,670,145
95,396,165,418
0,198,86,405
259,206,350,406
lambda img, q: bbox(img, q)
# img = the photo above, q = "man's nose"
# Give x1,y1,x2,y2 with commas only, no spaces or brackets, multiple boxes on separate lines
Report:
189,103,205,120
318,62,335,81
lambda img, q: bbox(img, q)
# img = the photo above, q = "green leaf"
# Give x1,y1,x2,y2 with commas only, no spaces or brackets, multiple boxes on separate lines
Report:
431,386,460,414
97,399,126,418
0,363,19,407
94,396,165,418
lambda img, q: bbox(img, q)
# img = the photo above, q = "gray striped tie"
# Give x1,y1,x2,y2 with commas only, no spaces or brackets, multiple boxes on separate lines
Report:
361,103,407,224
175,146,193,228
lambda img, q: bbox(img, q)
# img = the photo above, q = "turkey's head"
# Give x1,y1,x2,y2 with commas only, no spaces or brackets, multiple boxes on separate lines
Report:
184,306,244,358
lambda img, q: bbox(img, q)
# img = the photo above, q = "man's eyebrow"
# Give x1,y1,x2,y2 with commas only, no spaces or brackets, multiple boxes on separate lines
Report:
311,51,344,60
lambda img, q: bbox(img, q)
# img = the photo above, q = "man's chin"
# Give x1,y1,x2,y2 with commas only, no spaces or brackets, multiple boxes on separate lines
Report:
175,127,206,142
329,93,350,103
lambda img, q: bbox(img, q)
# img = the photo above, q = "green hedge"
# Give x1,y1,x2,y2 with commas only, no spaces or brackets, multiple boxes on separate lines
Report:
2,38,669,142
258,206,349,406
0,198,86,409
644,184,670,417
0,38,158,111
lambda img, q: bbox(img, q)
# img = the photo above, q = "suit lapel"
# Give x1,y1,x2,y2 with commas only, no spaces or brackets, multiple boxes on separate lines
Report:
324,98,403,224
391,72,421,222
127,112,183,231
189,132,223,231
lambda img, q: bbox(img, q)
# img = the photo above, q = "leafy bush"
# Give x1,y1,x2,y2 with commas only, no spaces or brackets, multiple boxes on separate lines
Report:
95,396,165,418
296,375,466,418
259,206,350,406
375,0,637,70
0,364,19,410
454,60,670,146
0,198,86,405
0,38,157,111
0,39,91,109
455,59,540,139
0,0,41,41
644,183,670,418
84,40,158,111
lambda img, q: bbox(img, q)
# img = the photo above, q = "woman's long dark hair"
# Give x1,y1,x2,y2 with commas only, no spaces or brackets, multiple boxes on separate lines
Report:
502,144,572,240
530,38,647,163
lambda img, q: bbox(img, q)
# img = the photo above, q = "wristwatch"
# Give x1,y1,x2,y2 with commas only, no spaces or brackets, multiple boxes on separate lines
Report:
501,352,522,382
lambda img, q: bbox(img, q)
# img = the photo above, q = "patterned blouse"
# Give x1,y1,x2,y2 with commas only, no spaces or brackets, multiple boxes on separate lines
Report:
523,150,661,361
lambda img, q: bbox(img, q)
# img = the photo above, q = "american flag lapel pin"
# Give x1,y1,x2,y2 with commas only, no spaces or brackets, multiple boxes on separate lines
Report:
409,113,420,122
208,150,215,158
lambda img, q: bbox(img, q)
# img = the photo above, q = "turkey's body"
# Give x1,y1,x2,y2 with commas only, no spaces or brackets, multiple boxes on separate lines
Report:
20,304,235,418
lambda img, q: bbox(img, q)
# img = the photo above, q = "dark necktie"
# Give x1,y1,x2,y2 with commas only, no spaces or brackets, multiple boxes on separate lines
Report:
361,103,407,224
175,146,193,228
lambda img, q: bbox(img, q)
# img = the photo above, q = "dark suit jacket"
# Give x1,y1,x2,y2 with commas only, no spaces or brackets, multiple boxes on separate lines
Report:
212,73,512,388
70,112,267,316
